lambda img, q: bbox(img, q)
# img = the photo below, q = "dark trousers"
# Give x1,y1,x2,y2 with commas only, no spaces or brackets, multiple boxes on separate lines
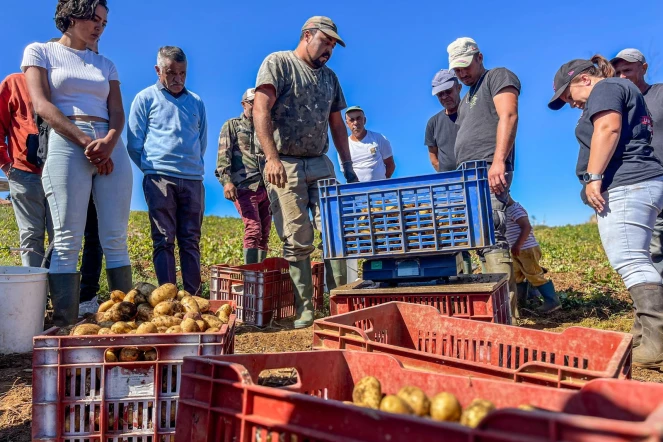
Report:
79,196,103,301
143,174,204,295
233,186,271,250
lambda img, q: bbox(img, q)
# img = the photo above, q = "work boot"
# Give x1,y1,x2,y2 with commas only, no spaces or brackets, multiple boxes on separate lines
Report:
257,249,268,263
536,280,561,314
631,307,642,348
106,265,133,293
630,284,663,369
484,249,518,321
290,257,314,329
461,252,473,275
325,259,347,291
243,248,260,265
49,273,81,327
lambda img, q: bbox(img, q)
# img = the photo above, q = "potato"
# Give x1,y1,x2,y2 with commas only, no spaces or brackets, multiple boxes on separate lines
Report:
128,330,137,334
98,299,116,313
217,303,233,318
430,392,462,422
105,349,118,362
174,312,184,319
92,312,107,323
134,282,157,297
149,283,177,307
397,386,430,417
157,326,168,333
166,326,183,334
136,303,154,322
177,289,192,301
107,302,138,323
518,404,537,411
126,321,139,330
192,296,210,313
352,376,381,409
124,289,140,304
144,349,158,361
379,395,413,414
71,324,101,336
119,347,140,362
205,327,220,333
154,300,177,317
136,322,158,334
461,399,495,428
202,314,222,329
152,315,182,328
111,322,133,334
110,290,126,303
180,295,201,314
195,320,207,332
181,318,201,333
98,321,114,329
217,313,229,325
98,328,114,335
184,312,202,321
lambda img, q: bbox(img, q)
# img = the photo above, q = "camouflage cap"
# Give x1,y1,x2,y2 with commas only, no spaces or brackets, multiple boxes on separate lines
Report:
302,16,346,47
242,88,255,102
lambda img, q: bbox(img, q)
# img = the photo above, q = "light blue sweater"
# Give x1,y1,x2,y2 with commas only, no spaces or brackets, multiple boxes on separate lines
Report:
127,82,207,180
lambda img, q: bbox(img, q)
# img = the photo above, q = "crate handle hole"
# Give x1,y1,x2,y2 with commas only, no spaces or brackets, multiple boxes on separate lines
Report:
257,368,300,388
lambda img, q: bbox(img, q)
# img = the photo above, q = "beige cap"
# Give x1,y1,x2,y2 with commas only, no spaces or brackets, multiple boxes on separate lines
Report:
447,37,480,69
242,88,255,102
302,16,346,47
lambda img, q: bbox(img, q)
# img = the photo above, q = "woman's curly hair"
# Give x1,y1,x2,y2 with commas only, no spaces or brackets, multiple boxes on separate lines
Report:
55,0,108,33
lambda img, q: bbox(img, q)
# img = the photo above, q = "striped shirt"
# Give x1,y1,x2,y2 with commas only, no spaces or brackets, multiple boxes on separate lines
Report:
506,201,538,250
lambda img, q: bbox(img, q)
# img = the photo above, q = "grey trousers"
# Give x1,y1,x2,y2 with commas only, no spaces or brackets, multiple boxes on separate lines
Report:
650,211,663,277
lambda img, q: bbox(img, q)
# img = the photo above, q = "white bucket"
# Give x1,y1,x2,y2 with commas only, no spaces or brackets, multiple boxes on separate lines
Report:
0,266,49,354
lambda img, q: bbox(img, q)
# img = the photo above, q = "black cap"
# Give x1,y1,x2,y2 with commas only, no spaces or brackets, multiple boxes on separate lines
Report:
548,59,595,110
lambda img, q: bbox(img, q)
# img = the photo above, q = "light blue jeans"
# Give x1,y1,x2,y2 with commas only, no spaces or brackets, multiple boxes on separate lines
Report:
43,121,132,273
597,176,663,289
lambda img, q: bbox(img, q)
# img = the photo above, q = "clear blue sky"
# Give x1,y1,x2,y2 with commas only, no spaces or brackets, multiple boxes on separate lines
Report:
2,0,661,226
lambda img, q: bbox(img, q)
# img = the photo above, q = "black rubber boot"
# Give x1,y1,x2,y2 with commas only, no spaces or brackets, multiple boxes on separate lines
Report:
257,249,268,263
49,273,81,327
325,259,347,291
290,258,314,329
631,309,642,348
243,248,260,265
106,265,133,293
630,283,663,369
484,249,518,321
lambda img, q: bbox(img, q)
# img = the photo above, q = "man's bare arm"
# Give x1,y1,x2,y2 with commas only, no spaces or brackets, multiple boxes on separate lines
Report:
490,86,519,193
254,85,287,188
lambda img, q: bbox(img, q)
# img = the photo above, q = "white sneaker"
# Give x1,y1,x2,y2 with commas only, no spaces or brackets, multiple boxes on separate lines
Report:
79,296,99,316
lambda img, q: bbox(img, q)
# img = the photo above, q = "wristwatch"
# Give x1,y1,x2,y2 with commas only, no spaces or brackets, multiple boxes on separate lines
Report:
582,172,603,183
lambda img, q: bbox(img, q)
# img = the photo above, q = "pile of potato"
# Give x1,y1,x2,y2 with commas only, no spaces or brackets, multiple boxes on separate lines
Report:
70,282,233,336
350,376,536,428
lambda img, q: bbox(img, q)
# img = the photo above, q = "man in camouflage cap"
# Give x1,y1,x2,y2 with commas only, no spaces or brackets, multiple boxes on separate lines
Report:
216,88,271,264
254,15,357,328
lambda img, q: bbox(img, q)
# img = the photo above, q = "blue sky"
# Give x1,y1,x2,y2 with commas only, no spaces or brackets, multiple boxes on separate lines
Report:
1,0,661,226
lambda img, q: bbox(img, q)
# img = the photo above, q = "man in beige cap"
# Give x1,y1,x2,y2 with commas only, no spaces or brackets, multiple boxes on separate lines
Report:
447,37,521,320
254,16,357,328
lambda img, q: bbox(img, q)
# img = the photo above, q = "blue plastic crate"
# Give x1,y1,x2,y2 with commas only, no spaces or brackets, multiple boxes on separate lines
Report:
319,161,495,259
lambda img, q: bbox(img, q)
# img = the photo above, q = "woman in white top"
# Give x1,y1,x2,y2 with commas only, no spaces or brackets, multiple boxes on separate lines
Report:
22,0,133,326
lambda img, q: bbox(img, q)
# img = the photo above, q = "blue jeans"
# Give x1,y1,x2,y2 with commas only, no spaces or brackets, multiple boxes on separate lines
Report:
597,177,663,289
43,121,132,273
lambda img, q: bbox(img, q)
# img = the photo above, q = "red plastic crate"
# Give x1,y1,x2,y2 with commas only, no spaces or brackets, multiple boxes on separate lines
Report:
209,257,324,326
31,300,236,442
313,302,632,389
174,350,663,442
330,273,510,324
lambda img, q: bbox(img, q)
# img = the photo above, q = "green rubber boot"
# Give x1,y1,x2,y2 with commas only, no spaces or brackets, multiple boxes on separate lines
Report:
630,283,663,368
536,280,561,314
325,259,347,291
257,249,268,263
290,257,314,329
243,248,260,265
484,249,518,322
461,252,473,275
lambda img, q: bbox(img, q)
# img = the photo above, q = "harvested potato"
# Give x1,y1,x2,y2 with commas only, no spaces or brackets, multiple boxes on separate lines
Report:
183,311,202,321
397,386,430,417
124,289,140,304
105,349,118,362
430,392,462,422
149,283,177,307
110,290,126,303
181,318,201,333
126,321,139,330
380,395,413,414
205,327,220,333
136,303,154,322
192,296,210,313
98,299,115,313
154,300,177,317
177,289,192,301
202,314,222,329
111,322,133,334
180,296,201,313
195,320,207,331
352,376,381,409
137,322,158,334
157,326,168,333
174,312,184,319
217,303,232,318
518,404,536,411
144,349,158,361
461,399,495,428
98,328,114,335
166,326,183,334
119,347,140,362
98,321,114,329
92,312,107,323
217,314,229,325
134,282,157,297
71,324,101,336
128,330,137,334
152,315,182,328
107,302,138,322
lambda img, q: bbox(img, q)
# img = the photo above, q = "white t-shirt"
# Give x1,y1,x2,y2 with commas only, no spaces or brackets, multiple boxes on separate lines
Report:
342,130,393,182
21,41,119,120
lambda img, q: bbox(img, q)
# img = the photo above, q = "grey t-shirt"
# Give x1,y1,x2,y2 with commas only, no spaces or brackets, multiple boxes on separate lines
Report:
425,110,458,172
575,77,662,192
644,83,663,162
255,51,346,157
454,68,520,170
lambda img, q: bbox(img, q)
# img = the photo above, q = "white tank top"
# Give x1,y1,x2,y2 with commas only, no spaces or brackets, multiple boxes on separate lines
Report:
21,41,119,120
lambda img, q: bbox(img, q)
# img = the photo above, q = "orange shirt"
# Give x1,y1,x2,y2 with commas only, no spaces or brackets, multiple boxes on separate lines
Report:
0,73,40,174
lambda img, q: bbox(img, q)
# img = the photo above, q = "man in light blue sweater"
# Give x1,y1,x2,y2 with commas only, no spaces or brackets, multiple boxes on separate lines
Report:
127,46,207,295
